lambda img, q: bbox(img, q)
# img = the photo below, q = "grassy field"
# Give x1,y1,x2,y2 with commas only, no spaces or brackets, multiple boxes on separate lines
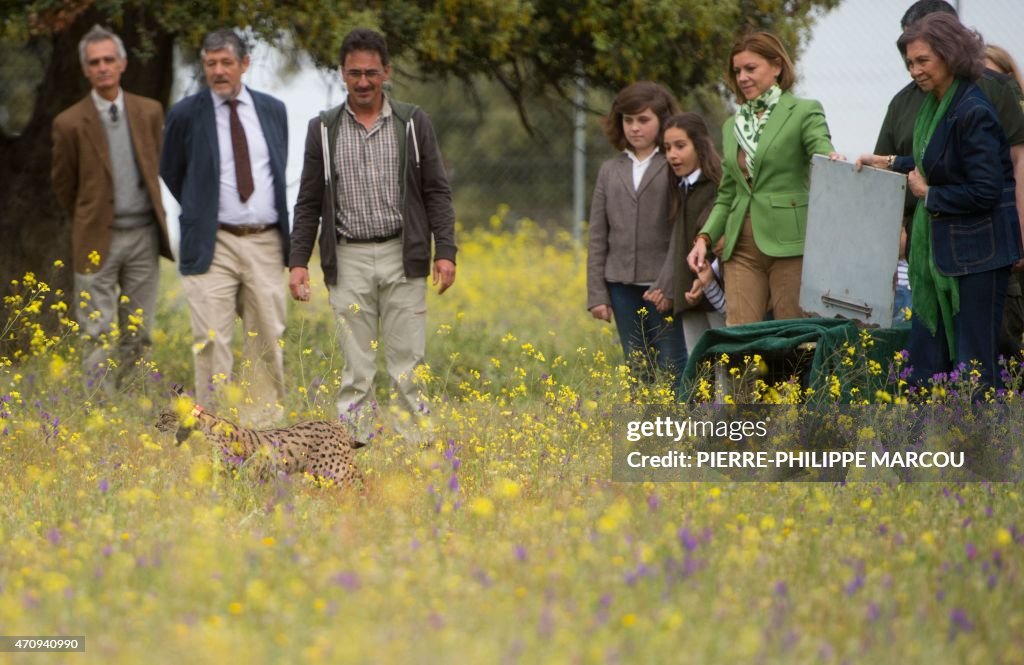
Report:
2,217,1023,664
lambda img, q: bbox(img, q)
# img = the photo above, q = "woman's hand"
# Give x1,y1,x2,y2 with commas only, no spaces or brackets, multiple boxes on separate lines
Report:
907,168,928,198
828,151,846,161
854,154,886,172
687,239,708,274
590,304,612,322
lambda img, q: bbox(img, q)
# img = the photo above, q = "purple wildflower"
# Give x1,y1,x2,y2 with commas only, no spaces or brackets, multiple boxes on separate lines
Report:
677,527,698,552
331,571,361,591
844,574,864,597
949,608,973,640
538,604,554,639
474,568,493,588
647,493,660,512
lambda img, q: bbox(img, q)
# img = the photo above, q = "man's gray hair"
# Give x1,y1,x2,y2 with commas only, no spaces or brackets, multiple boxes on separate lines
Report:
201,29,249,60
78,25,127,66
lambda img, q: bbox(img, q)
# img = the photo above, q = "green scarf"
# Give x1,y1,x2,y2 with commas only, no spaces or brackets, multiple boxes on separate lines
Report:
734,84,782,179
909,79,960,360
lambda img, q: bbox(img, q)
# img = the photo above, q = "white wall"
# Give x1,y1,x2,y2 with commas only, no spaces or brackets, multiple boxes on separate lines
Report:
796,0,1024,155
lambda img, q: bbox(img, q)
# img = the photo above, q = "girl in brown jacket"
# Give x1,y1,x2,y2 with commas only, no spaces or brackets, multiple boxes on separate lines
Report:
586,82,684,384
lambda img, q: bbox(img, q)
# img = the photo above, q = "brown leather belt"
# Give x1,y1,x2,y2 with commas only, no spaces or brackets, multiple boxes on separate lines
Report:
218,223,276,236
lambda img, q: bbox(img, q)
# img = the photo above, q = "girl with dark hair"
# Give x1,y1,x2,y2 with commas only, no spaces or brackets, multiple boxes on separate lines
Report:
645,113,726,353
858,13,1022,388
587,82,685,384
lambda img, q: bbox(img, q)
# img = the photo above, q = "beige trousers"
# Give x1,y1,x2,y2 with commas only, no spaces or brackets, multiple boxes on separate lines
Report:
328,237,428,438
724,217,804,326
75,225,161,394
181,229,286,419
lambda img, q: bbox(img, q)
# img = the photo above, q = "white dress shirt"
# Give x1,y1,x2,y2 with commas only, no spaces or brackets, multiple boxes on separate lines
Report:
626,147,659,190
91,88,124,121
212,88,277,226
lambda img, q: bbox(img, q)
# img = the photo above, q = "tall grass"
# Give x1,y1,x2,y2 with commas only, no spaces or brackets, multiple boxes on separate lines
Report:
1,219,1022,664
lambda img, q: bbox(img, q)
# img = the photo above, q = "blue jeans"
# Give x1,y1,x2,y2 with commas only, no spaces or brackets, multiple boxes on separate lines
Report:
892,284,912,322
907,267,1009,389
607,282,687,383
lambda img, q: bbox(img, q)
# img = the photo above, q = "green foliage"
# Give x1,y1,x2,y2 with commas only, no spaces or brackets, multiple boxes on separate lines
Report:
2,0,840,101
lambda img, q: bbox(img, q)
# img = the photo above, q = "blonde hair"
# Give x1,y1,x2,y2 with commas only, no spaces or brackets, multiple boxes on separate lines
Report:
985,45,1024,91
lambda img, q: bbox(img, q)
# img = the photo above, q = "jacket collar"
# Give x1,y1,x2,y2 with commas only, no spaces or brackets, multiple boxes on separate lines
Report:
722,90,797,190
76,95,113,178
923,79,975,161
751,90,798,176
615,151,666,200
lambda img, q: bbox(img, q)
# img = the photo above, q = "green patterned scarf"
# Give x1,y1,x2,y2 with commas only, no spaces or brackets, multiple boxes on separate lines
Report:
909,79,960,360
734,84,782,179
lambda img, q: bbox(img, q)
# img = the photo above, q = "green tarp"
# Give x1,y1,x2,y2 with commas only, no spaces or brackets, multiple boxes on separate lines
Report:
681,318,910,402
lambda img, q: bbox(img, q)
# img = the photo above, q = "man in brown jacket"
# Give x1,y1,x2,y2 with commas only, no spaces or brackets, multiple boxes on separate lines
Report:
51,25,172,393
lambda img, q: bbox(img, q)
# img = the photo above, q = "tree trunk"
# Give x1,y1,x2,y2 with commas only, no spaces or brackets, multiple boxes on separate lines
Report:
0,8,174,337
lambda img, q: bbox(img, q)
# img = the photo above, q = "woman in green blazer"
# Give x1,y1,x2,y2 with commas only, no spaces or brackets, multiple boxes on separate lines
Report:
687,31,841,325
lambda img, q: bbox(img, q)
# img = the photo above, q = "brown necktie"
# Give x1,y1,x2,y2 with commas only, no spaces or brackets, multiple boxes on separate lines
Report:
227,99,254,202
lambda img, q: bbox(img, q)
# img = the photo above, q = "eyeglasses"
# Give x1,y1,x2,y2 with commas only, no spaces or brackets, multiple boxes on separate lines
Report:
343,69,384,81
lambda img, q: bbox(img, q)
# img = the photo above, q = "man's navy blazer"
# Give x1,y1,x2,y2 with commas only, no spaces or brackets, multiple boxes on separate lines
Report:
160,86,289,275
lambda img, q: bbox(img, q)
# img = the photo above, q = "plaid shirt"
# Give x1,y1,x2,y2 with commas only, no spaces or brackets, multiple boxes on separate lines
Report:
334,99,403,239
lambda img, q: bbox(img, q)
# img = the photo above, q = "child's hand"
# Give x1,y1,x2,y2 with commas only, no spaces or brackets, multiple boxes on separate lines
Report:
643,288,672,313
694,263,714,288
684,280,704,306
590,304,612,322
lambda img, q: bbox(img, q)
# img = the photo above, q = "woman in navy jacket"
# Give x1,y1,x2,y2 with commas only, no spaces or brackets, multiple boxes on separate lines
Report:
859,13,1022,389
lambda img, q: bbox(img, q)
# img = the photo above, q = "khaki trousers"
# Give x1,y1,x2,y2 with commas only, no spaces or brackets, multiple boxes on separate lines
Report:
75,225,160,394
724,217,804,326
328,237,427,438
181,229,286,419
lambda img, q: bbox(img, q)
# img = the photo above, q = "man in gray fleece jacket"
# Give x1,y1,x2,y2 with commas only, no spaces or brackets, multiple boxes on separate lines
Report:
289,28,457,443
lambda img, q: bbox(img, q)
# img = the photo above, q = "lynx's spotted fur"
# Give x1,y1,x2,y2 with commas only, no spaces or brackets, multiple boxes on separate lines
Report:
155,405,365,486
